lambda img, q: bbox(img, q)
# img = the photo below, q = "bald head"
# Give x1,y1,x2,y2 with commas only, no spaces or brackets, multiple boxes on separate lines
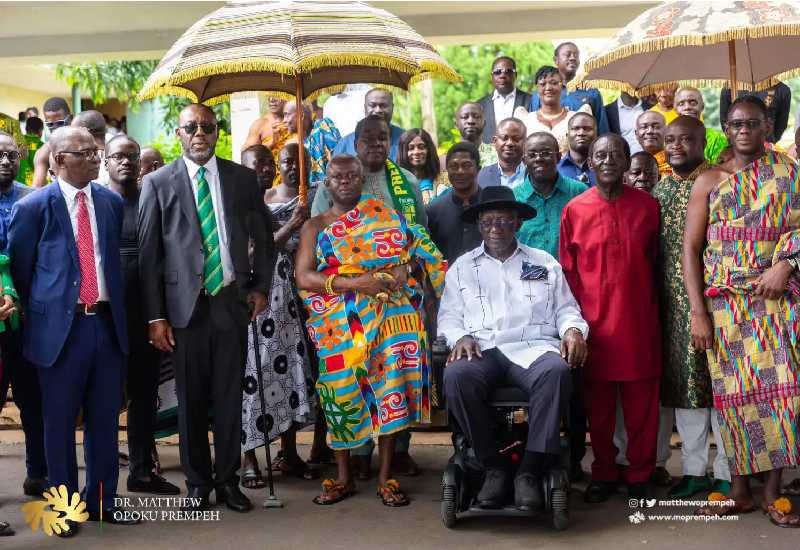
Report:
665,115,707,174
283,101,312,134
50,126,100,186
675,87,705,119
177,103,218,164
138,147,165,184
72,110,107,148
364,88,393,124
636,111,666,154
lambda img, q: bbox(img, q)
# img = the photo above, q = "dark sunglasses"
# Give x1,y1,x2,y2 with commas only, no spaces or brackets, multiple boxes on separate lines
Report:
45,119,69,130
0,151,21,162
492,68,516,76
179,122,217,135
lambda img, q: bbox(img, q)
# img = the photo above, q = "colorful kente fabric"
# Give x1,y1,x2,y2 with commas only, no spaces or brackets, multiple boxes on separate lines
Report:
305,117,341,185
703,150,800,474
654,149,672,177
653,163,712,408
301,195,445,449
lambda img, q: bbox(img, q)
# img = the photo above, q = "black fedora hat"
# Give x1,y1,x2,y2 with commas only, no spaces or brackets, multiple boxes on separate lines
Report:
461,186,537,224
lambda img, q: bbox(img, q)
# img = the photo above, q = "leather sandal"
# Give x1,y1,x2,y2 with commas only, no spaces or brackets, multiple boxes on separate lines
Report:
376,479,409,507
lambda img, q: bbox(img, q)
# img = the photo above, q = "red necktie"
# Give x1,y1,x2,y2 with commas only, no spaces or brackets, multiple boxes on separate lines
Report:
76,191,99,305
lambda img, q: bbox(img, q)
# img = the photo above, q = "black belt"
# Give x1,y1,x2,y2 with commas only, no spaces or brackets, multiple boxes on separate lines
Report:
76,302,111,315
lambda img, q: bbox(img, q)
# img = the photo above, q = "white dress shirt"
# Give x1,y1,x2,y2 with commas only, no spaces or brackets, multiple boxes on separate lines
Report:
618,96,644,154
438,242,588,368
492,88,518,126
183,156,235,286
57,179,109,302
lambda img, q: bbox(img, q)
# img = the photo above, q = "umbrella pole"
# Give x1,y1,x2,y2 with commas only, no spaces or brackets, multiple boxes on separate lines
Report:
295,76,308,206
728,40,738,101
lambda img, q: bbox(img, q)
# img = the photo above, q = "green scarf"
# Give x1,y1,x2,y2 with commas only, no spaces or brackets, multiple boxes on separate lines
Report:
385,159,418,224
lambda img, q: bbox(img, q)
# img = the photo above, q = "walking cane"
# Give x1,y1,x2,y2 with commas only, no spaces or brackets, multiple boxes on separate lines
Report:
251,318,284,508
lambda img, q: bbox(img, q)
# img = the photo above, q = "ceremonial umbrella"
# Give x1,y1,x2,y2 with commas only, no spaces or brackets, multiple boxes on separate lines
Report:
137,0,461,203
571,0,800,100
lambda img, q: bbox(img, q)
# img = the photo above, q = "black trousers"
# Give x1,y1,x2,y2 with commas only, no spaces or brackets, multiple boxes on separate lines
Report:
0,329,47,479
569,367,587,466
444,349,571,466
172,286,248,490
125,319,160,479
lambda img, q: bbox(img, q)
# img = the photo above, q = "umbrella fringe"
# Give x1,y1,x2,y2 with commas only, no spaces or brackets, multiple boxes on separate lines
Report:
573,73,800,97
585,23,800,74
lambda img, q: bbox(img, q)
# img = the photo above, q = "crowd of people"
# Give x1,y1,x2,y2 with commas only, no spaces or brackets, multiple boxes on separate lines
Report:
1,40,800,538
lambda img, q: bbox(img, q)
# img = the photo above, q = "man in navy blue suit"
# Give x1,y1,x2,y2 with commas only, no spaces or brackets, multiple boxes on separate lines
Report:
9,127,135,537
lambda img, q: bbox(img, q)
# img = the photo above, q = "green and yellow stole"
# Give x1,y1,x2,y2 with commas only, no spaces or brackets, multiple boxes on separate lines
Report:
385,159,418,224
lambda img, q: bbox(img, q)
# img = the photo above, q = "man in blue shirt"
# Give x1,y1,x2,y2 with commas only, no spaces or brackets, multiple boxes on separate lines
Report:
0,131,45,500
332,88,404,161
529,42,609,134
557,112,597,186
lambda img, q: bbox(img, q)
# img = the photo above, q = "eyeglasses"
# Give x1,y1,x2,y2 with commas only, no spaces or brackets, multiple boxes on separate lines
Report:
0,151,21,162
45,119,69,130
58,149,100,160
478,218,517,231
179,122,217,135
525,151,555,160
107,152,141,163
726,119,764,132
492,68,516,76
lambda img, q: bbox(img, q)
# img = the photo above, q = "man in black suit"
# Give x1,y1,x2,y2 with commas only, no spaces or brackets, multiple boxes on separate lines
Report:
605,92,652,155
477,56,531,144
138,104,274,513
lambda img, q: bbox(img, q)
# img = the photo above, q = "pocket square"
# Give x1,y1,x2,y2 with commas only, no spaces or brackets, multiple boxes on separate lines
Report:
521,261,547,281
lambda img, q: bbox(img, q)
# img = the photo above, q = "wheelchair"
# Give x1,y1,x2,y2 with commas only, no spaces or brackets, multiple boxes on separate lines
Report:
439,384,571,531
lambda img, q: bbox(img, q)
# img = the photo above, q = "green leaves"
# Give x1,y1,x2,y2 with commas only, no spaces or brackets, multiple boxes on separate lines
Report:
55,61,158,111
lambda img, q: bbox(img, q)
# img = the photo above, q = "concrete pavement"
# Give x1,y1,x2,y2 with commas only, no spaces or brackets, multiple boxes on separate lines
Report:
1,439,798,550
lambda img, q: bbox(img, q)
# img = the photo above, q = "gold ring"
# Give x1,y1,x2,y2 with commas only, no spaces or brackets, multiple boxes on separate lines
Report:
376,292,389,302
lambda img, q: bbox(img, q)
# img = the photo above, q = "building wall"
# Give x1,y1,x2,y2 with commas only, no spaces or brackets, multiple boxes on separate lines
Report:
0,83,61,119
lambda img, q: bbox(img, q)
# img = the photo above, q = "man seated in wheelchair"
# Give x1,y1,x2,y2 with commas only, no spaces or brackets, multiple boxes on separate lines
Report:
438,186,588,510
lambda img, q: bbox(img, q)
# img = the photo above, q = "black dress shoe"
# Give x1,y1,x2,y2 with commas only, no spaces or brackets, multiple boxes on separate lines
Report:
23,477,48,497
55,520,79,538
182,488,210,512
477,468,506,509
128,474,181,495
584,480,617,503
514,473,543,510
628,482,649,500
216,483,252,512
88,507,142,525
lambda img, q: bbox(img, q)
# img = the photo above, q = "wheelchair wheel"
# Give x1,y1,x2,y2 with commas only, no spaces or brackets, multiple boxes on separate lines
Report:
441,483,457,527
441,464,459,528
550,488,569,531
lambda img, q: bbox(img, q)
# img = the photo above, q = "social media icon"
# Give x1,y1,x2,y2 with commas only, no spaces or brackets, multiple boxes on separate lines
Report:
646,499,657,508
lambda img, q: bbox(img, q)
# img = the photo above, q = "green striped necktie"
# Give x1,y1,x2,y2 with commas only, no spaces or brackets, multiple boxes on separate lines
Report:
196,166,224,295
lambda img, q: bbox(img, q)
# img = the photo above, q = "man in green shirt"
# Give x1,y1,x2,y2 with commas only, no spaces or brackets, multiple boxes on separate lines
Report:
513,132,587,259
513,131,587,481
674,87,728,164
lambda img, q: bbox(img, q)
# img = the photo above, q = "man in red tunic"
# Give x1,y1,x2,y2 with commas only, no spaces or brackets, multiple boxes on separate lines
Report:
559,133,661,502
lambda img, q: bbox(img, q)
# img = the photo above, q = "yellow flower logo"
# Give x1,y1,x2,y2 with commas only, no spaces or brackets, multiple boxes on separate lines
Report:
21,485,89,536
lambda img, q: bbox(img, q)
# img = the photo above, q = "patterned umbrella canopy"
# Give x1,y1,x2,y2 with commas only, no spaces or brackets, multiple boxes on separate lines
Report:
572,0,800,96
137,0,461,104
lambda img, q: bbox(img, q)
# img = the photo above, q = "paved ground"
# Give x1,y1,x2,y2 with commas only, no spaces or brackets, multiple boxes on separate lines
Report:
1,439,799,550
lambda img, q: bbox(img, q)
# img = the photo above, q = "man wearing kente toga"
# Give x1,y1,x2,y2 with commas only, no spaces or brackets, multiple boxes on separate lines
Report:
684,96,800,526
295,155,445,507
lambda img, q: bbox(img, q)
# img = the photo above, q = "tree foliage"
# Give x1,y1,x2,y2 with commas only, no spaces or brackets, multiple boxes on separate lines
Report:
55,61,157,111
395,42,554,143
